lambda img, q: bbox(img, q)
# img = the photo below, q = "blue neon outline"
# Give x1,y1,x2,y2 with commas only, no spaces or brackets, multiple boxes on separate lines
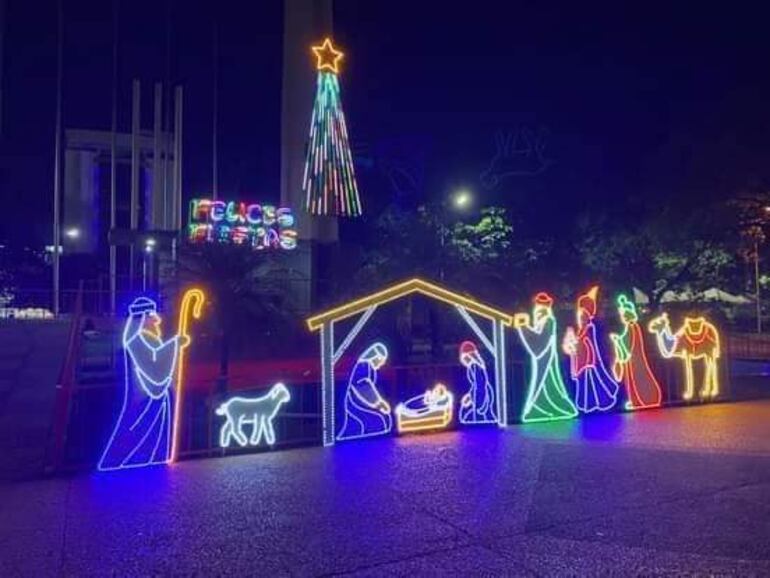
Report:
98,297,181,472
336,342,393,442
458,344,498,426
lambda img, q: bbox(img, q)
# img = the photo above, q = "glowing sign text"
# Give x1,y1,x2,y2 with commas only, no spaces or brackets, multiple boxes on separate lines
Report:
188,198,297,250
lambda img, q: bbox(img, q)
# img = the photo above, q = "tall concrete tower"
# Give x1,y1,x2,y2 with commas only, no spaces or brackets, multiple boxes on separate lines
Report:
0,0,5,136
281,0,338,243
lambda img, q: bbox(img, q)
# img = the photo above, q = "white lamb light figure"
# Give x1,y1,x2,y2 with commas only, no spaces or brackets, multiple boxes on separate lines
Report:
215,383,291,448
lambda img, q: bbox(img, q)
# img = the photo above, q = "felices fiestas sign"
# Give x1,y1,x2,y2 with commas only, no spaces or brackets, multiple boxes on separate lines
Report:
188,198,298,250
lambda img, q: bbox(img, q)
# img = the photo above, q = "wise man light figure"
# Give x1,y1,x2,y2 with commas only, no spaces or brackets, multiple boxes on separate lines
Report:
516,292,577,422
610,294,663,410
458,341,497,424
337,342,393,441
99,297,189,470
562,286,619,413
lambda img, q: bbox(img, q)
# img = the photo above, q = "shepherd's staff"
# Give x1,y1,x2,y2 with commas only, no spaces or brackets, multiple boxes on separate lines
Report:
171,287,206,463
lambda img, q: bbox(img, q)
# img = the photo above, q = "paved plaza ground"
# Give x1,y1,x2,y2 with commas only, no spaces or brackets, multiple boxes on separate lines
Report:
1,400,769,576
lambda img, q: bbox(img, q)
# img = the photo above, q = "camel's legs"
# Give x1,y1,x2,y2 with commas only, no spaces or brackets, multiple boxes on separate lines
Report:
683,359,694,400
705,358,718,397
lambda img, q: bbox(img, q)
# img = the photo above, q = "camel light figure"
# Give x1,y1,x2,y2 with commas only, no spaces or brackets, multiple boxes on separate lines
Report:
647,314,721,400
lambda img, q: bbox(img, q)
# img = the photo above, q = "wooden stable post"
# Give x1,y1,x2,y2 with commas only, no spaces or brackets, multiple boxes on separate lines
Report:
321,322,335,447
493,319,508,426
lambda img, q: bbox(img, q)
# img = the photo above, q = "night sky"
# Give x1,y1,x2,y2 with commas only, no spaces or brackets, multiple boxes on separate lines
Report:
2,0,769,245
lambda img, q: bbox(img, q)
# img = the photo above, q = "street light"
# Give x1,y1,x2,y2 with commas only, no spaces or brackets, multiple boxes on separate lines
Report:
64,227,80,239
452,189,473,210
142,238,156,291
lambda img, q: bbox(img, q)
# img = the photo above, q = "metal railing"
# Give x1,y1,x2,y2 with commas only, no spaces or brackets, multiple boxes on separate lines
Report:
49,325,754,473
45,281,84,473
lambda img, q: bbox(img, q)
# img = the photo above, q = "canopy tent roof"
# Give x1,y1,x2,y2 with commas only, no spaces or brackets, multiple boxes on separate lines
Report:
306,278,514,331
633,287,752,305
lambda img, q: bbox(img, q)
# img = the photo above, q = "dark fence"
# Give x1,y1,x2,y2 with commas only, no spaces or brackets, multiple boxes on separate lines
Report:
726,332,770,360
58,327,744,472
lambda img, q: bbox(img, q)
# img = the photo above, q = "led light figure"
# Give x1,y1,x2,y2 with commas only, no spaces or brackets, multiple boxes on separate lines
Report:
303,38,362,217
458,341,497,424
99,297,190,471
648,313,721,400
337,342,393,441
170,288,205,463
312,37,344,74
307,278,513,446
215,383,291,448
609,295,663,410
516,292,577,423
562,286,619,414
396,383,454,434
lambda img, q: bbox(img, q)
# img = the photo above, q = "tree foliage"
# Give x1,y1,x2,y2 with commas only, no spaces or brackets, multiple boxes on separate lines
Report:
574,201,742,303
175,243,300,384
354,204,517,302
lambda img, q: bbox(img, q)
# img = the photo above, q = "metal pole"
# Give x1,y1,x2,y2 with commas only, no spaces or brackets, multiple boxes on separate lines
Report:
52,0,63,316
174,86,183,229
212,19,218,200
755,240,762,334
130,79,140,289
109,0,118,315
153,82,162,229
163,0,172,228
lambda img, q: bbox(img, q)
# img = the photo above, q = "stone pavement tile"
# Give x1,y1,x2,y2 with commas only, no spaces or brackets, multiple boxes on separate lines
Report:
349,543,525,577
516,400,770,457
0,479,69,534
0,527,62,577
57,448,468,576
3,402,770,576
524,444,770,560
488,534,770,576
385,430,544,541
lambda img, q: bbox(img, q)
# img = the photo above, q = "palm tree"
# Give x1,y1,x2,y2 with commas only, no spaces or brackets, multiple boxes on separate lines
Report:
176,243,297,392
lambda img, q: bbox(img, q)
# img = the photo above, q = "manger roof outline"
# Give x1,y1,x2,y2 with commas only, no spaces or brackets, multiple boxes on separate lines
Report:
306,277,514,331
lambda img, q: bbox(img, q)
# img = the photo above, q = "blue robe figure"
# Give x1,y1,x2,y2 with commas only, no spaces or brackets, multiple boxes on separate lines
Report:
459,341,497,424
99,297,187,470
337,342,393,441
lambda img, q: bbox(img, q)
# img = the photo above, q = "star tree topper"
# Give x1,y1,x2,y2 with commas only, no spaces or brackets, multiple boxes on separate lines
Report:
312,38,344,74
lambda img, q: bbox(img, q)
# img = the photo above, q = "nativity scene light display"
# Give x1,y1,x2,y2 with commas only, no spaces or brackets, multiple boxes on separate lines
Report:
98,277,725,472
305,278,725,447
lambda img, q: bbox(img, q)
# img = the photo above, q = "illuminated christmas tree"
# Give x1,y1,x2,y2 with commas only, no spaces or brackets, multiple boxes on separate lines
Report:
302,38,362,216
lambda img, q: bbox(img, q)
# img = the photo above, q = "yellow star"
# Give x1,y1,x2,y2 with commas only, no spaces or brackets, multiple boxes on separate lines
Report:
312,38,344,74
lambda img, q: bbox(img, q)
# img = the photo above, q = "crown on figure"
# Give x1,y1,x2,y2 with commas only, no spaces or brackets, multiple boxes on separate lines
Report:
534,292,554,307
577,286,599,317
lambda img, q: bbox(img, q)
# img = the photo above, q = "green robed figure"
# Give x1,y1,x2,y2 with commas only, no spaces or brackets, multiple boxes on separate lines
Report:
515,292,577,422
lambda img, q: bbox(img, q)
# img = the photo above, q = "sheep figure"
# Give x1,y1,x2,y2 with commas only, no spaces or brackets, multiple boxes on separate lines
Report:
215,383,291,448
